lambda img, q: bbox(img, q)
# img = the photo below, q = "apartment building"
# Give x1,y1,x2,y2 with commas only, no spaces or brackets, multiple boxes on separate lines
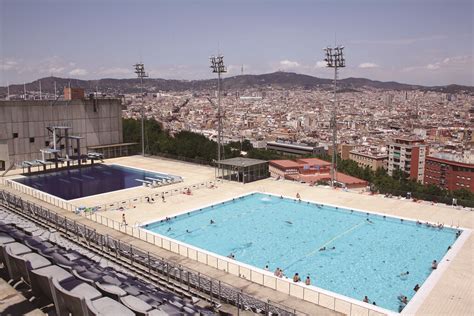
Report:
349,150,387,171
424,153,473,192
387,137,428,182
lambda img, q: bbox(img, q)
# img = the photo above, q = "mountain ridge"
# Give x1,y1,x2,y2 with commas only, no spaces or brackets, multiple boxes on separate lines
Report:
1,72,472,95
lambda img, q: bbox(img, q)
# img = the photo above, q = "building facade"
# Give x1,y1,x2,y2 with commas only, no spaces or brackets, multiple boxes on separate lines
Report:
0,97,124,170
387,137,428,183
349,150,388,171
269,158,367,189
266,141,325,157
424,154,474,193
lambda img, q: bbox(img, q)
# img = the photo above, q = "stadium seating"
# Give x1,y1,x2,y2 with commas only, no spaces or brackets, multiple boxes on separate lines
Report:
0,207,213,315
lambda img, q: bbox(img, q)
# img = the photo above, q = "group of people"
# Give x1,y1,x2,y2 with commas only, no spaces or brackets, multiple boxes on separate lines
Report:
363,296,377,306
319,246,336,251
144,193,166,204
362,283,420,309
271,268,311,285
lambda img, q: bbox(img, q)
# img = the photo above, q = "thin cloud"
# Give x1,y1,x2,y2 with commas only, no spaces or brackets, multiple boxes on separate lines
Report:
402,55,473,72
358,62,379,69
315,61,326,68
279,60,300,69
426,64,440,70
350,35,448,45
0,60,18,71
97,67,132,76
48,67,65,74
69,68,88,76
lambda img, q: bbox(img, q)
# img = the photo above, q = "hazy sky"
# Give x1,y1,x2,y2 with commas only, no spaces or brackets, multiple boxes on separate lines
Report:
1,0,472,86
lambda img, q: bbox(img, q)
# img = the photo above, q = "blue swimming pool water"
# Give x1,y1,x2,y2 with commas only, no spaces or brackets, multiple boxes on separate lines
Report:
144,193,459,312
14,164,173,200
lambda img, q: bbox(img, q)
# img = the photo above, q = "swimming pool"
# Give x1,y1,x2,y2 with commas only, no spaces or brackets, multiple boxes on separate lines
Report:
13,164,178,200
143,193,459,312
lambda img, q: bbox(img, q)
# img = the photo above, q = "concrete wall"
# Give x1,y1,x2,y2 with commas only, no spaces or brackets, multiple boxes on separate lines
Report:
0,99,123,164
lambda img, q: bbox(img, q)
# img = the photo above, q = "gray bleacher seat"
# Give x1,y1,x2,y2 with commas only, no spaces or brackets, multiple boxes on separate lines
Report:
72,267,104,285
147,309,169,316
95,281,127,300
6,251,51,284
0,232,15,264
52,277,102,316
86,296,135,316
30,265,75,301
3,242,32,281
119,295,154,316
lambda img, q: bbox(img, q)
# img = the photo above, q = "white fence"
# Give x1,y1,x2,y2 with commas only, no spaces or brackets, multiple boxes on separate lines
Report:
5,179,75,212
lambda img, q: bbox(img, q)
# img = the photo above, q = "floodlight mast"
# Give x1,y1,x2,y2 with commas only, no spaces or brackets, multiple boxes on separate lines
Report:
134,63,148,157
324,46,346,188
210,55,226,179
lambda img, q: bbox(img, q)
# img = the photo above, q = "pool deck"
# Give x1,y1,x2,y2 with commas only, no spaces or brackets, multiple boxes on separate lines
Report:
3,155,473,316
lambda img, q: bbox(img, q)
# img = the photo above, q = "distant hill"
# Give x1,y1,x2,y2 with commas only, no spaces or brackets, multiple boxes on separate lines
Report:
1,72,472,96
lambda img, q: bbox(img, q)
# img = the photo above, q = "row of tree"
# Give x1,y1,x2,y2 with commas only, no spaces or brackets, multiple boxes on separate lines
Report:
123,118,474,207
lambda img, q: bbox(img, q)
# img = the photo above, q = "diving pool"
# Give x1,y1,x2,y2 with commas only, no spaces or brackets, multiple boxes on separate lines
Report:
143,192,460,312
13,164,177,200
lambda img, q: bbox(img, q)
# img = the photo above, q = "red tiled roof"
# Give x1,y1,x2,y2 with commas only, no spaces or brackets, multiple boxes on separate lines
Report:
290,172,367,186
269,160,302,168
296,158,331,166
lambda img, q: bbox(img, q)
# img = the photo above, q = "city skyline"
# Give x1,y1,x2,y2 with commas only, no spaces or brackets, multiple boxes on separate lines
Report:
1,0,473,86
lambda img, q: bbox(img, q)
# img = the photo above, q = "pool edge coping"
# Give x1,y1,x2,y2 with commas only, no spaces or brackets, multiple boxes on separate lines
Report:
139,190,465,315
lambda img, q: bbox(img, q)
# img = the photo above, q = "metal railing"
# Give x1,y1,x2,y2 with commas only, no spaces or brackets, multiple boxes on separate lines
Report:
84,179,223,212
0,189,305,316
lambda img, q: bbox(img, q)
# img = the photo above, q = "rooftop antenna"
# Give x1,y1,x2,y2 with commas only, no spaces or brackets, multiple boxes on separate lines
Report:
210,52,227,179
323,43,346,188
133,62,148,157
23,82,26,100
39,80,42,100
54,81,57,98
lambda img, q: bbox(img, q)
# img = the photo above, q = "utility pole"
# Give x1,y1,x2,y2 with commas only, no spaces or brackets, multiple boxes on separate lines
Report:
324,46,346,188
134,62,148,157
210,55,227,178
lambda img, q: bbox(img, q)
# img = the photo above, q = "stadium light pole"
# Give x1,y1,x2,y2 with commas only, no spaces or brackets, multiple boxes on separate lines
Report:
134,63,148,157
324,46,345,188
210,55,226,178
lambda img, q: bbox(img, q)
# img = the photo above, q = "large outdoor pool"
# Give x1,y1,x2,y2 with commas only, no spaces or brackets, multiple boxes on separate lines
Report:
143,193,459,312
13,164,178,200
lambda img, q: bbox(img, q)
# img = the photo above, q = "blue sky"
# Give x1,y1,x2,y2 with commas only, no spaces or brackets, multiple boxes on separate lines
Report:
1,0,472,86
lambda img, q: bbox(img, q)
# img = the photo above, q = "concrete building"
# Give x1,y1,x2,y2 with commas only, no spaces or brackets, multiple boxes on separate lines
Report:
0,95,124,170
269,158,367,189
387,137,428,183
349,150,388,171
424,153,474,193
266,141,325,157
327,144,355,160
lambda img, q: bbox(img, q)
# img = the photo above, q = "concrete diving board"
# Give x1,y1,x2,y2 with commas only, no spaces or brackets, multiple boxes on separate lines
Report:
34,160,53,165
145,177,164,187
40,148,61,154
145,177,164,182
135,179,152,187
